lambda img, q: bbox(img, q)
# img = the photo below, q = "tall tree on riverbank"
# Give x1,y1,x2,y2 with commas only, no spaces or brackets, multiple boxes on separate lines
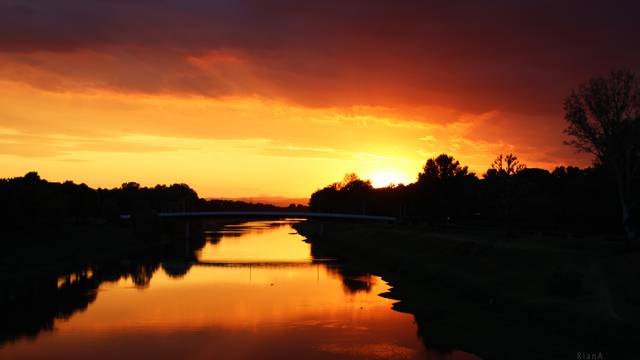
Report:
416,154,478,220
418,154,470,182
309,173,373,214
484,154,527,232
488,153,526,176
564,69,640,244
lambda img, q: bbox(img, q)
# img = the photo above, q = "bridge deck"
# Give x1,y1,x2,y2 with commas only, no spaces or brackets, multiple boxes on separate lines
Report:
188,259,336,268
120,211,395,222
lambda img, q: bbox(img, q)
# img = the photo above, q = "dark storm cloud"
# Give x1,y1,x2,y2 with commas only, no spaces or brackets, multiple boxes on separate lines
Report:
1,0,640,115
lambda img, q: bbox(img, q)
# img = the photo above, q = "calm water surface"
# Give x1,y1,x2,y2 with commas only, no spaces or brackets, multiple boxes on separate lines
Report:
0,220,479,360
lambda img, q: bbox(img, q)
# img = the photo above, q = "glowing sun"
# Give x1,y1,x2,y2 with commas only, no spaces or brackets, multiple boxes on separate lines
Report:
368,171,409,188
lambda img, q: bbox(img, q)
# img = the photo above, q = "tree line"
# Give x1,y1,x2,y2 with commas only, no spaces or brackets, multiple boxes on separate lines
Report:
311,70,640,243
310,154,619,234
1,69,637,245
0,172,305,246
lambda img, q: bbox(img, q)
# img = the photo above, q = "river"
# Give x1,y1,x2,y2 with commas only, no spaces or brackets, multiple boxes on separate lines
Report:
0,219,480,360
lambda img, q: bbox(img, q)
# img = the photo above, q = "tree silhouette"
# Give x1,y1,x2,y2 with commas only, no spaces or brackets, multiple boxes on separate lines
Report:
338,173,362,189
309,173,373,214
564,69,640,244
418,154,469,182
413,154,478,220
489,153,526,177
484,154,528,233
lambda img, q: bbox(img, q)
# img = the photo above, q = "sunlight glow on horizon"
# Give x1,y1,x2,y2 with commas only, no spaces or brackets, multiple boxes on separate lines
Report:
366,170,413,188
0,80,581,198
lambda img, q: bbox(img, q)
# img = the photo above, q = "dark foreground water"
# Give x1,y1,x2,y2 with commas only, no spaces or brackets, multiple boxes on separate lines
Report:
0,219,480,360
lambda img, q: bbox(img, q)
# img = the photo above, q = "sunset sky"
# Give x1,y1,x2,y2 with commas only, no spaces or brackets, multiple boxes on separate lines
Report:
1,1,639,198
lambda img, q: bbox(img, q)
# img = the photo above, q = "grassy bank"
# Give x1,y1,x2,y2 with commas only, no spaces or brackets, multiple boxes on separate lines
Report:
293,220,640,360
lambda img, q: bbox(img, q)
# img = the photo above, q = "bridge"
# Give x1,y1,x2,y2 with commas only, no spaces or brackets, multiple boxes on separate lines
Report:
119,211,394,251
188,259,336,268
163,259,336,282
119,211,395,222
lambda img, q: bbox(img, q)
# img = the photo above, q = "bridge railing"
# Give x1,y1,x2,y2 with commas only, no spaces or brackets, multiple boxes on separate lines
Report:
120,211,395,222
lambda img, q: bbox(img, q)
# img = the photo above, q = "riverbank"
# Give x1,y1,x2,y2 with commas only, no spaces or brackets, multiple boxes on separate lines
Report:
1,223,158,277
0,218,207,345
0,217,249,297
293,220,640,360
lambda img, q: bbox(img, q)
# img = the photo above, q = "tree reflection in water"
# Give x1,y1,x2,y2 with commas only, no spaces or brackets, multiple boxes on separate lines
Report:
0,220,477,360
0,263,161,344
